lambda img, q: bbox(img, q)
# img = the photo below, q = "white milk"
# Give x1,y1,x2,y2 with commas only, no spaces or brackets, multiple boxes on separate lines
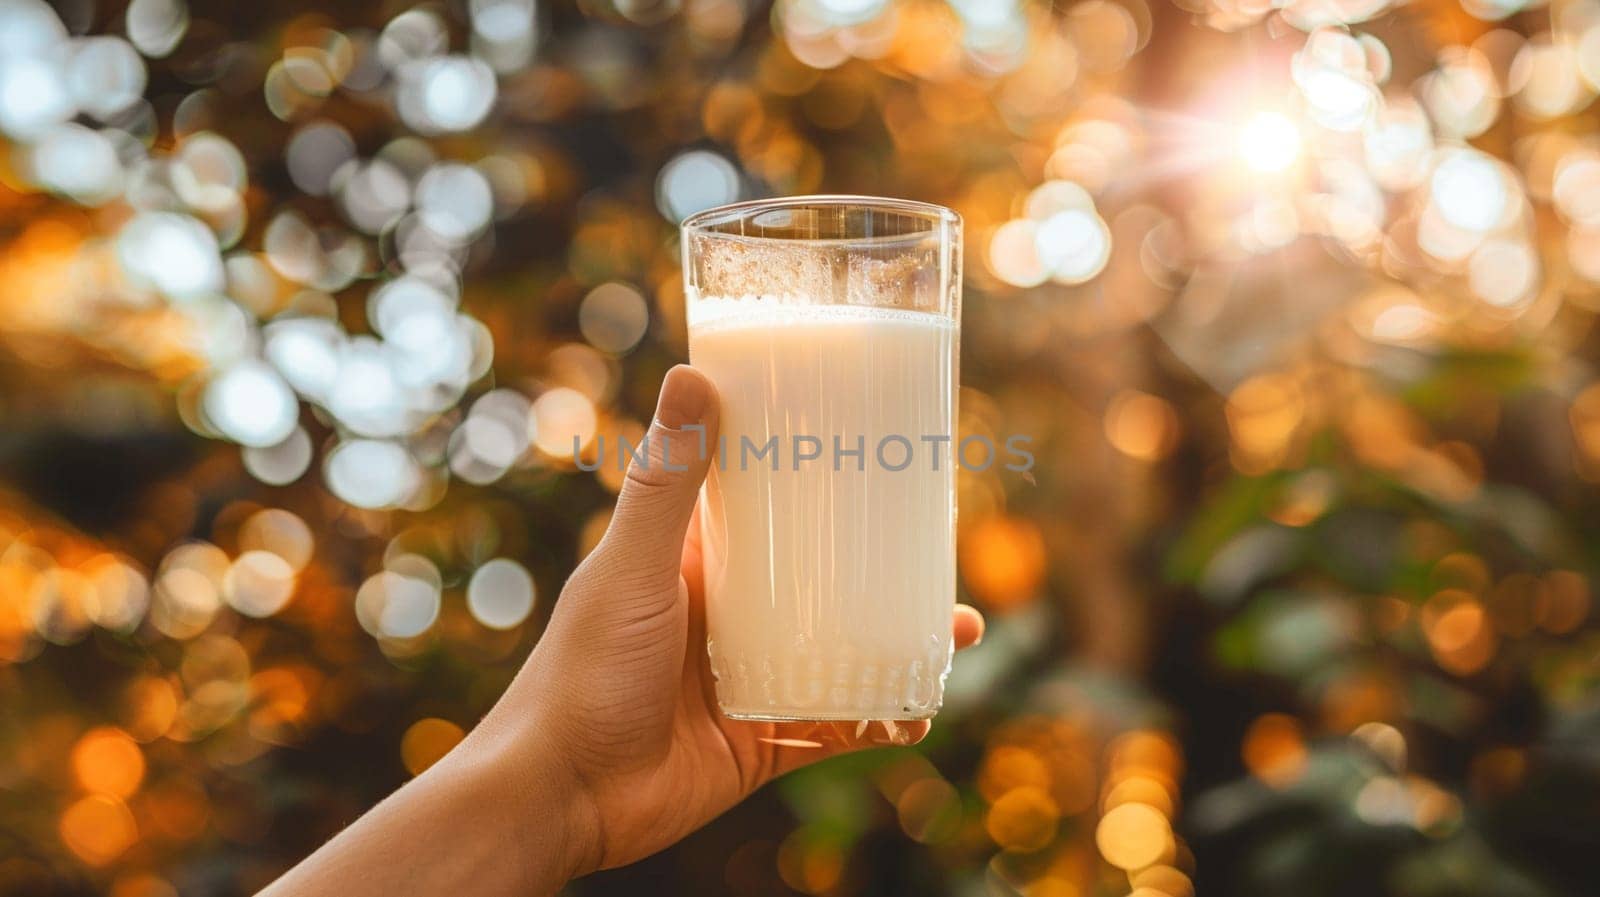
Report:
689,299,957,720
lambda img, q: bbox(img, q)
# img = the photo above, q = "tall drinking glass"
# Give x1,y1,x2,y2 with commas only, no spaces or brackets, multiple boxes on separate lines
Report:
682,196,962,721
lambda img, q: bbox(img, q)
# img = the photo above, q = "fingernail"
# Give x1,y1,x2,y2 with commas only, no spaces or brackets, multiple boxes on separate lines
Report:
655,365,711,430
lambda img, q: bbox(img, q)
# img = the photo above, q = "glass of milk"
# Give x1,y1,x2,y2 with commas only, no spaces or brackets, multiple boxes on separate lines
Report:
682,196,961,722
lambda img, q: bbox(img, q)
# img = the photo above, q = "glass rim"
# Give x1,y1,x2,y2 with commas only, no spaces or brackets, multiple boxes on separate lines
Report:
681,194,961,246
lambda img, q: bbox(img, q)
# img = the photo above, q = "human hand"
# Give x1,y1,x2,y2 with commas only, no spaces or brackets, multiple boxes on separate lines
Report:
257,365,982,897
478,364,984,884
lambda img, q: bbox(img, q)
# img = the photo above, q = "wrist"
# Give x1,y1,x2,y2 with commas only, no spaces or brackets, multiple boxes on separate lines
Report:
467,698,604,890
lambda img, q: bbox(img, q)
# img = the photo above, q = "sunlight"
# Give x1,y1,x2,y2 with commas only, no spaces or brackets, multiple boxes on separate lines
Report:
1237,111,1302,174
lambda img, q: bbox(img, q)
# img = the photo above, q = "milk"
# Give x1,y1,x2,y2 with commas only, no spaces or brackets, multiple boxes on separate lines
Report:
689,299,957,720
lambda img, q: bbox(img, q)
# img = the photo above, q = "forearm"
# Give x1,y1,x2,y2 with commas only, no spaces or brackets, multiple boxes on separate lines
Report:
258,724,586,897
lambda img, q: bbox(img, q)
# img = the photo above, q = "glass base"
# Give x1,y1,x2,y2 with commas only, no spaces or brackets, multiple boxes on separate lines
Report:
708,650,949,724
720,706,939,723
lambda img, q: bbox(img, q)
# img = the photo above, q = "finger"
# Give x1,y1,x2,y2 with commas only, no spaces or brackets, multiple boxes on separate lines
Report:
764,719,933,778
953,603,985,651
681,501,705,598
580,365,720,592
680,502,718,702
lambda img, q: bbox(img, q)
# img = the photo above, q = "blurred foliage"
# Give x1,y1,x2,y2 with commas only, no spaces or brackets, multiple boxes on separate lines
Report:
0,0,1598,896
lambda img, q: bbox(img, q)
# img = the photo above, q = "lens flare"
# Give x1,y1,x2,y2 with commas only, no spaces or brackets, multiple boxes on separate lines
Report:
1237,111,1301,173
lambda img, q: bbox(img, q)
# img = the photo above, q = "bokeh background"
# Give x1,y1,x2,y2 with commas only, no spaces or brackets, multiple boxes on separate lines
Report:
2,0,1599,894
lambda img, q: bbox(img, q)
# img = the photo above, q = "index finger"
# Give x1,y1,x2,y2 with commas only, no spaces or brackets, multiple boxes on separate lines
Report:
953,603,984,651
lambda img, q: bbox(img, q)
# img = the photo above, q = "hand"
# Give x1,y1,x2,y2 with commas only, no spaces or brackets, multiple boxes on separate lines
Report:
259,364,982,897
482,364,984,881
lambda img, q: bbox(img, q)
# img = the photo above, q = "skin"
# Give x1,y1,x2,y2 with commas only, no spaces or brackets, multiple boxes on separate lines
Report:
260,365,984,896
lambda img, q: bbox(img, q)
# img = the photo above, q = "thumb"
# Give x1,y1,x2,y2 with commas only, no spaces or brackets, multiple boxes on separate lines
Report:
587,364,720,587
